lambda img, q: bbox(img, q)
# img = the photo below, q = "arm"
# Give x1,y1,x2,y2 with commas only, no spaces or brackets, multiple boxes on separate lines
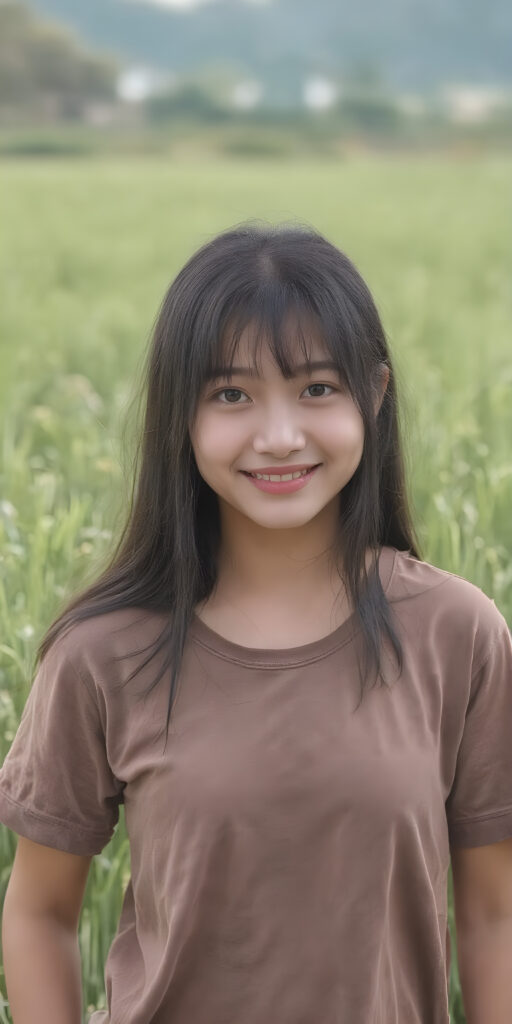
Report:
455,918,512,1024
2,836,93,1024
451,837,512,1024
2,909,84,1024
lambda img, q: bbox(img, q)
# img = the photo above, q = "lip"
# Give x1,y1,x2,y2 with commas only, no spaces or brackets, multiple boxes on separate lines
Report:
240,463,321,475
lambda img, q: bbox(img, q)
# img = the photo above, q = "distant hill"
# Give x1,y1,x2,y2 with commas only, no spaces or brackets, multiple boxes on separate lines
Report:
25,0,512,106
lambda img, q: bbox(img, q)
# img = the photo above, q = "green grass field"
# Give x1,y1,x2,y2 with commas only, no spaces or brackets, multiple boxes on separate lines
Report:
0,155,511,1023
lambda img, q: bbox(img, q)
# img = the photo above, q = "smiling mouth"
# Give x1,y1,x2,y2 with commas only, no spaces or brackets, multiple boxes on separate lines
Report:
242,464,320,481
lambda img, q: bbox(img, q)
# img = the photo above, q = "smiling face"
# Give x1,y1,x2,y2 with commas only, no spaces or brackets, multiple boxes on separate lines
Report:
189,317,376,536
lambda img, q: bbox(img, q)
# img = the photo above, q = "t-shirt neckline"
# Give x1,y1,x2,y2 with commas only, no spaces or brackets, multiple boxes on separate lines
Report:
189,545,398,668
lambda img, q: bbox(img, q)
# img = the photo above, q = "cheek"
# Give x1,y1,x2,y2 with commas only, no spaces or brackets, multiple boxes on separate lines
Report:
191,411,239,470
325,410,364,453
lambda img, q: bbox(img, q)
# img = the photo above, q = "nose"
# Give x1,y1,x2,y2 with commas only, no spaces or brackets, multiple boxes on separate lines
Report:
252,401,307,458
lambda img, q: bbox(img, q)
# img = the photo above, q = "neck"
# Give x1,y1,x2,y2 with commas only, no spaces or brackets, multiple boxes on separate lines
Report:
210,495,368,608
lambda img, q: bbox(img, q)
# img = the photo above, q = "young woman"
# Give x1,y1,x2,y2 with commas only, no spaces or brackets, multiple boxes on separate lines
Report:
1,222,511,1024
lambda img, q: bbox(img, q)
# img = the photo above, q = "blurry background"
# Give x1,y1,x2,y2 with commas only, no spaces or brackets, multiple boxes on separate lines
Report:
0,2,511,1023
0,0,511,156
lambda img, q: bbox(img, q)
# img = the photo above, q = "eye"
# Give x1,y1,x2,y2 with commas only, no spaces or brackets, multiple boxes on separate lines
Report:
211,383,337,404
304,383,336,399
212,388,250,404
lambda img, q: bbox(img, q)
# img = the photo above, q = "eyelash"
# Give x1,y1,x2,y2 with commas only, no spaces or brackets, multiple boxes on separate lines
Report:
210,383,338,405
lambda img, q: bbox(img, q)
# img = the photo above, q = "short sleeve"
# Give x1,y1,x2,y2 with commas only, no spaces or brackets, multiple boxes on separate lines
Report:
0,634,125,855
446,609,512,849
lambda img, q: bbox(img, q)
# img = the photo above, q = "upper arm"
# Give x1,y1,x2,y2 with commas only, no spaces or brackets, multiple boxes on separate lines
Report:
451,836,512,930
4,835,93,931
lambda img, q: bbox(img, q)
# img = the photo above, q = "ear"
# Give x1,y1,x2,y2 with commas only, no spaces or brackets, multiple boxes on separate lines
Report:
373,363,390,417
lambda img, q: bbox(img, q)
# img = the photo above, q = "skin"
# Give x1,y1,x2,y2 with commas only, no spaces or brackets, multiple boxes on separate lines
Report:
189,319,390,644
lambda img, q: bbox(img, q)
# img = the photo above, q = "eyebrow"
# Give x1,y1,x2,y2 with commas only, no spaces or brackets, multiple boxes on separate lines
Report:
205,360,342,383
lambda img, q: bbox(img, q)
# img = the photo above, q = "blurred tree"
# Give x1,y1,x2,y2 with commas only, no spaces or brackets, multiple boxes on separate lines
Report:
334,58,405,137
343,57,387,95
0,1,119,122
146,82,230,124
339,94,403,135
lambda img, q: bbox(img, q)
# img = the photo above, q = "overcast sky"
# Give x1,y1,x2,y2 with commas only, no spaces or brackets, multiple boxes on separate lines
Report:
132,0,208,7
131,0,271,8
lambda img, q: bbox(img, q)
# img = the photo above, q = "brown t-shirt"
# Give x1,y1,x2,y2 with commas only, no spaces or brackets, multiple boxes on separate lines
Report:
1,545,512,1024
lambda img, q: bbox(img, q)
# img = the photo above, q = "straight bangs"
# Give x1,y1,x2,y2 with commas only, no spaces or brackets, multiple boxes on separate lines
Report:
187,279,366,431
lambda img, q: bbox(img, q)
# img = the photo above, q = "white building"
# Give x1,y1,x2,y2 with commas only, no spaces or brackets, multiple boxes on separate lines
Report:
440,85,510,123
117,67,177,103
303,76,339,111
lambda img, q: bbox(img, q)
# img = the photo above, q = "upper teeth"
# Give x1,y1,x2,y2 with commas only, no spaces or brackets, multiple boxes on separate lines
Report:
250,468,313,481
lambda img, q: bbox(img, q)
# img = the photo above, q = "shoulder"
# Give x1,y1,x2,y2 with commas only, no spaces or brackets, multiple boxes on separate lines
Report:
387,547,509,671
41,605,171,696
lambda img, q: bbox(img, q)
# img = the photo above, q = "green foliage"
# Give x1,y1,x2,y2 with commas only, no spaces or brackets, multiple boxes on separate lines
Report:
0,155,510,1024
146,82,230,124
221,132,298,158
0,1,118,123
339,95,404,135
0,132,94,156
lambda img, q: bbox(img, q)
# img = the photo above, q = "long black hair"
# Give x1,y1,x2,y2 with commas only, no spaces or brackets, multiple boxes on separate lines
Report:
36,220,422,751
